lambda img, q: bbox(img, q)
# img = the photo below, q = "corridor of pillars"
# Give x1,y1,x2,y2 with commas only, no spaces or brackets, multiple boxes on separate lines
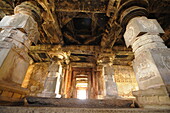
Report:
60,67,106,99
34,64,136,100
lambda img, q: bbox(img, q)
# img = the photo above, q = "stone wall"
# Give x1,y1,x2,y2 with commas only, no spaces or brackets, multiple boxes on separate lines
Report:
22,63,50,96
113,65,139,98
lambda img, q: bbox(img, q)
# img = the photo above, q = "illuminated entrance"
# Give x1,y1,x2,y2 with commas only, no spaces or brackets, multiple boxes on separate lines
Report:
76,75,88,99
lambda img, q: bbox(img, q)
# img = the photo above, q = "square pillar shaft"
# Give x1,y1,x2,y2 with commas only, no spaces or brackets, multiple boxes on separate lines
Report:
103,65,118,98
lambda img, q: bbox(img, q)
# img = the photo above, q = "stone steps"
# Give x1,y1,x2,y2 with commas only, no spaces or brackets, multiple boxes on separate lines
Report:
0,106,170,113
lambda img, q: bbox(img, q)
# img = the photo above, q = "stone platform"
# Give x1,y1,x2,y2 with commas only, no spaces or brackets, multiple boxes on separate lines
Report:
1,97,170,113
0,106,170,113
25,97,135,108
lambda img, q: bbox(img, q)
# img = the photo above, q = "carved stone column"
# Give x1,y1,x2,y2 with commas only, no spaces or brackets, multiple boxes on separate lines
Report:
39,62,62,98
124,17,170,108
0,2,40,85
103,64,118,98
0,1,40,102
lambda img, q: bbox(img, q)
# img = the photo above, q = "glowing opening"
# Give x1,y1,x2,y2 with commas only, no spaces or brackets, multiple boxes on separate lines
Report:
77,90,86,99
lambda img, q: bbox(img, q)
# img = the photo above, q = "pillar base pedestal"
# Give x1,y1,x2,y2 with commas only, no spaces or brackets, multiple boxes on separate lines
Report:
133,85,170,109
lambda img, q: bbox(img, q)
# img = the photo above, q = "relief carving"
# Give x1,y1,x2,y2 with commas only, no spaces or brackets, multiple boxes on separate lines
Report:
124,24,135,47
136,60,156,81
127,26,134,41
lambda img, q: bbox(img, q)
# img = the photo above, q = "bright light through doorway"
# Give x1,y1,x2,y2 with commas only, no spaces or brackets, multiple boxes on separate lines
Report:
77,90,86,99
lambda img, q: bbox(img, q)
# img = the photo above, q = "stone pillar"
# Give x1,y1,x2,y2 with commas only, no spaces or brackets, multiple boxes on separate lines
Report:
63,65,70,98
124,17,170,108
103,64,118,98
60,64,68,98
55,64,62,98
96,65,105,99
0,2,40,85
39,62,62,98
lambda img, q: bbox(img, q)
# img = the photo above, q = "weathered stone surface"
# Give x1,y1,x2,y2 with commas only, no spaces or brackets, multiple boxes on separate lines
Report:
0,8,40,103
48,62,60,73
0,81,29,104
0,49,30,84
124,17,164,47
113,65,138,98
14,1,41,24
105,81,118,97
104,65,114,76
103,65,118,98
0,29,31,49
0,11,40,86
22,63,50,96
133,48,170,90
134,42,167,58
123,16,170,108
39,62,62,98
39,77,57,98
132,34,165,52
26,97,134,108
0,13,39,43
149,48,170,85
1,106,170,113
0,48,10,67
133,85,170,109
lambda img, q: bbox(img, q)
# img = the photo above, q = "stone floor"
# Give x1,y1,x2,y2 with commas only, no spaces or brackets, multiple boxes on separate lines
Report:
1,106,170,113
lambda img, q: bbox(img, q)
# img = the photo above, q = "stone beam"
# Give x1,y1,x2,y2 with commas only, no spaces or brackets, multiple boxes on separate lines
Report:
37,0,64,44
56,9,111,13
55,0,112,13
106,0,116,17
29,45,133,65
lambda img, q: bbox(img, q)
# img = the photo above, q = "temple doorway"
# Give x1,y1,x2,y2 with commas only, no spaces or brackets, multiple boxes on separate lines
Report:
71,67,92,99
76,74,88,99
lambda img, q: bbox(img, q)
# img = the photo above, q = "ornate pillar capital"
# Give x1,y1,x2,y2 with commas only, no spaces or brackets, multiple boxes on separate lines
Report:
14,1,42,25
124,16,164,47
